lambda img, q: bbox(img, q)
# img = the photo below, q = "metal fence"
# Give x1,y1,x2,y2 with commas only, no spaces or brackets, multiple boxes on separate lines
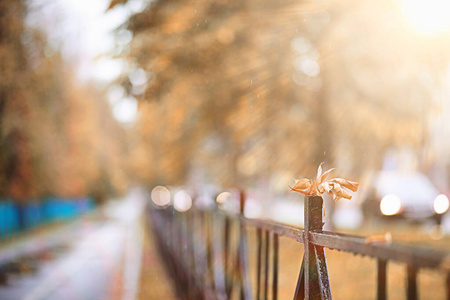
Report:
148,191,450,300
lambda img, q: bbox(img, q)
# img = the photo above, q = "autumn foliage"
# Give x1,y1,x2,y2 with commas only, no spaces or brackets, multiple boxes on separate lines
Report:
110,0,436,190
0,0,128,202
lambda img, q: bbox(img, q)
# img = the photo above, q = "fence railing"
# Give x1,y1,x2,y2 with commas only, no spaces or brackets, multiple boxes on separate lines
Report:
148,191,450,300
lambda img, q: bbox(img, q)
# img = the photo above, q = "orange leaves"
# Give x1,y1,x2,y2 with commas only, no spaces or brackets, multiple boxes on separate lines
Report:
290,162,359,202
290,178,313,194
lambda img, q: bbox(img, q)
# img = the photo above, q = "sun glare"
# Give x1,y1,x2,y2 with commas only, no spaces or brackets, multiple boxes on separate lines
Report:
401,0,450,34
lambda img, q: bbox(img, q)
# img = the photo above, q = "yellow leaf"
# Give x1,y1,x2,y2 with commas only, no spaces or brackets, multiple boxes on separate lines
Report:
320,182,332,194
333,183,352,200
330,178,359,192
316,162,324,183
291,178,311,191
319,168,335,185
289,163,359,200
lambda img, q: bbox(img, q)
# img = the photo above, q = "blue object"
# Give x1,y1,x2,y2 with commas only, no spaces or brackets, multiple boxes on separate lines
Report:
0,195,96,242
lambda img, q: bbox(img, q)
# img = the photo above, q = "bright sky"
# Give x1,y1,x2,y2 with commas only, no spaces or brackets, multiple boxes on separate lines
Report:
54,0,129,81
401,0,450,34
28,0,148,124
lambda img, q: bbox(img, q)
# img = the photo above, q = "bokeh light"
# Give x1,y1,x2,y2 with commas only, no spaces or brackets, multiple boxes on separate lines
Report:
173,190,192,212
216,192,232,204
113,96,138,124
380,194,402,216
151,186,171,207
433,194,449,214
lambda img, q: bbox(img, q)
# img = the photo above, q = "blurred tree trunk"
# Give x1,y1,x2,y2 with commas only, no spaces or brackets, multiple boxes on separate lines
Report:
0,0,33,200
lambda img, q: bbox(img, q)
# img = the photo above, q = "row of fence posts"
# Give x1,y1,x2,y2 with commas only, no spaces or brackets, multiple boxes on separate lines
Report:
149,190,450,300
150,191,246,299
149,191,335,300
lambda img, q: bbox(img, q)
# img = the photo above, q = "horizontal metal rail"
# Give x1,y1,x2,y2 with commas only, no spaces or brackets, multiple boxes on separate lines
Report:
242,217,304,243
310,231,447,270
219,212,448,270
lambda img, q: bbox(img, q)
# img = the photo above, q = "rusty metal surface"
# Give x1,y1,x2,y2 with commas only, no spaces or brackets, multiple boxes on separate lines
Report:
263,230,270,300
309,231,448,269
272,233,279,300
406,265,418,300
240,217,304,243
377,260,387,300
256,229,262,299
218,211,449,270
314,245,332,300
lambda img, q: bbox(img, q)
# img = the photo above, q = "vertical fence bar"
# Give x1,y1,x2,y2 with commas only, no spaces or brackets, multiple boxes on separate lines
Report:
177,212,185,294
202,210,212,299
294,258,305,300
186,210,194,299
294,195,331,300
264,230,270,300
446,272,450,300
196,210,206,293
212,211,227,299
224,216,232,298
206,213,214,290
256,228,263,300
377,260,387,300
239,191,245,300
304,198,311,300
407,265,418,300
306,195,324,300
179,212,187,294
272,233,279,300
314,245,332,299
170,210,177,280
238,190,252,300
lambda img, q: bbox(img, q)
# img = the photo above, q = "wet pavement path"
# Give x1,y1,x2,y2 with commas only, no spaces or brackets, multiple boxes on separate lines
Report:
0,189,146,300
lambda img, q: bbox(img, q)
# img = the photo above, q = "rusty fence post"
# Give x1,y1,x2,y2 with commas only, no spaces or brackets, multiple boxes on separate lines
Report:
236,190,252,300
406,265,418,300
294,196,332,300
377,259,387,300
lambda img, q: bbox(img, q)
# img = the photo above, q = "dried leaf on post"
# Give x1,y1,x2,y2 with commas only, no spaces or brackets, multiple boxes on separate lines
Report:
289,162,359,202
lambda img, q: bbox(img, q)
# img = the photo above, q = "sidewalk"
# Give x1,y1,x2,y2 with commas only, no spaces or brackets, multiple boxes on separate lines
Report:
0,188,166,300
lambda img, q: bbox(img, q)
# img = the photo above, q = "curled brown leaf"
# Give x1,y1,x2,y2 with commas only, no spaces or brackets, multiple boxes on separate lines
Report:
290,178,312,193
320,168,335,184
289,162,359,200
329,178,359,192
331,183,352,200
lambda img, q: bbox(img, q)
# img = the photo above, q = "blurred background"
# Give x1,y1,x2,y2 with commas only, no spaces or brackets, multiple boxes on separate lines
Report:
109,0,450,231
1,0,450,298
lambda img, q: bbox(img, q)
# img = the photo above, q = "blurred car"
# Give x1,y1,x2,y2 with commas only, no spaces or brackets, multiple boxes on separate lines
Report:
363,171,449,220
